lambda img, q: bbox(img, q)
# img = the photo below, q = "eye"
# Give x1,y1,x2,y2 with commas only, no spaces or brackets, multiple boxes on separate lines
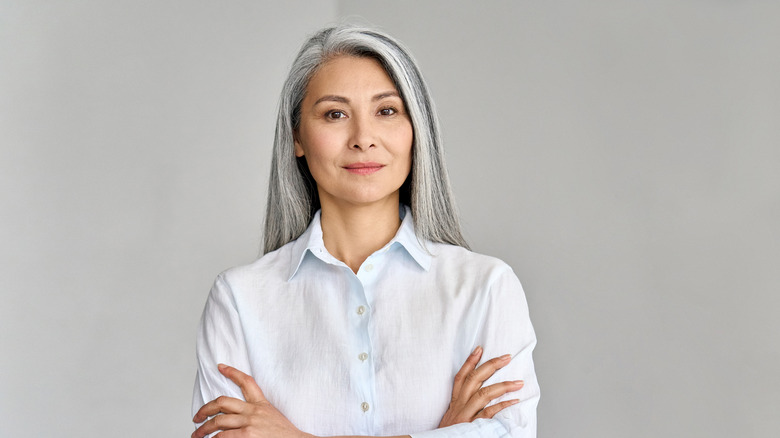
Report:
378,107,397,116
326,110,346,119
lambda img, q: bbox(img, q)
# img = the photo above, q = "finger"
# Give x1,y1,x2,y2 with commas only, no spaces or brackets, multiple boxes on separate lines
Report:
451,346,483,402
193,395,248,423
192,413,246,438
213,431,243,438
458,354,512,401
463,380,523,417
218,363,266,403
477,399,521,419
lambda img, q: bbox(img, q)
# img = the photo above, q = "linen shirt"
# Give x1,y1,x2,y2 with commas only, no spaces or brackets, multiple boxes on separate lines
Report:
193,206,539,437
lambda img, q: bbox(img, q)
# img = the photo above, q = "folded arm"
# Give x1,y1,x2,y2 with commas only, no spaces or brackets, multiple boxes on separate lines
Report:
192,266,538,438
192,347,523,438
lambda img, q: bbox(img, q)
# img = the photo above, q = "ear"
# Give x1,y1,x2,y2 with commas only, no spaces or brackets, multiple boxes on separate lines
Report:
293,131,304,157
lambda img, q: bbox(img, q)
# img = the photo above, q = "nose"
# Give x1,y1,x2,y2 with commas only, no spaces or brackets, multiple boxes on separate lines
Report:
349,114,376,151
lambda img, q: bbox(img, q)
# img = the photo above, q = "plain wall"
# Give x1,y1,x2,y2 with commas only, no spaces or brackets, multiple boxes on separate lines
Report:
1,1,778,437
0,1,334,436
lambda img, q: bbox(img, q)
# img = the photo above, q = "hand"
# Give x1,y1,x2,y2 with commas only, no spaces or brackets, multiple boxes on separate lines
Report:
438,346,524,428
192,364,312,438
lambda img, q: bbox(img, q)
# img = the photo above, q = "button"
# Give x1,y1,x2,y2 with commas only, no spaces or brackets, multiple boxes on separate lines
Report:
356,306,366,315
358,352,368,361
364,264,374,272
361,402,370,412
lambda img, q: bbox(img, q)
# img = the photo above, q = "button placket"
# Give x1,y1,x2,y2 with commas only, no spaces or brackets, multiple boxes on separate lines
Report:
353,257,381,424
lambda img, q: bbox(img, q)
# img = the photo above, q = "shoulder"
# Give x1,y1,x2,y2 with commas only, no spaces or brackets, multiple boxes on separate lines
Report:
213,240,298,296
426,242,520,288
428,242,514,273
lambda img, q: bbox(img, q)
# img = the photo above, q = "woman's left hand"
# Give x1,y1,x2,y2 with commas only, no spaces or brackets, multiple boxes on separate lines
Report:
192,364,313,438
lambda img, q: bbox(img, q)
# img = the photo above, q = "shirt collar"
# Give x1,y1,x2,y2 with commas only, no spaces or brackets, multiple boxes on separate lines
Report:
392,205,433,271
287,205,432,280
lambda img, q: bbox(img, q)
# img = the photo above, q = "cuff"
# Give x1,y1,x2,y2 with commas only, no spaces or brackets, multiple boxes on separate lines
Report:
410,419,510,438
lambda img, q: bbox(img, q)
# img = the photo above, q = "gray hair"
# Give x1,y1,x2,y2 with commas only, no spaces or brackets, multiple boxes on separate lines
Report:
263,25,468,254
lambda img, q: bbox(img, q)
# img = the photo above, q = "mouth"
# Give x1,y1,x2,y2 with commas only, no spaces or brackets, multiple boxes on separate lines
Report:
343,162,384,175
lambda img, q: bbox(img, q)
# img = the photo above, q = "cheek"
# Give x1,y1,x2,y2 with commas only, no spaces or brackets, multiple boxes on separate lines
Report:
394,124,414,167
298,127,339,161
303,147,330,178
299,135,341,181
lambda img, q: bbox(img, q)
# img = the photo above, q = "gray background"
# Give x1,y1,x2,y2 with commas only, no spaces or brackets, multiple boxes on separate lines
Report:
1,1,777,437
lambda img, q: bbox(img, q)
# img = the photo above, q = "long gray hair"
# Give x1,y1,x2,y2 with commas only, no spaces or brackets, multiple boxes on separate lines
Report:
263,25,468,254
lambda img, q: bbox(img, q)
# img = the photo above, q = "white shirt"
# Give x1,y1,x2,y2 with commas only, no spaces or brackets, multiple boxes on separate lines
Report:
193,206,539,437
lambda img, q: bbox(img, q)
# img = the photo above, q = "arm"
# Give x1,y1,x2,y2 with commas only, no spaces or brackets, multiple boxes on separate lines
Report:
192,353,520,438
193,364,403,438
409,265,540,438
192,267,538,437
462,266,540,437
192,274,253,422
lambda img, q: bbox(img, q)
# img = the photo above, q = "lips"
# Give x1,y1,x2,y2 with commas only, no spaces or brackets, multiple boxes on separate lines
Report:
344,162,384,175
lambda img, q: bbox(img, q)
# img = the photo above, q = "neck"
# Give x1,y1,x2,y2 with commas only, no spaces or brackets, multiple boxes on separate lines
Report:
320,197,402,274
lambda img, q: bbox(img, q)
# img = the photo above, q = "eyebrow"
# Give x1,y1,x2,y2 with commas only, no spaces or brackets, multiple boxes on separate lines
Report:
372,91,401,101
313,95,349,105
312,91,401,106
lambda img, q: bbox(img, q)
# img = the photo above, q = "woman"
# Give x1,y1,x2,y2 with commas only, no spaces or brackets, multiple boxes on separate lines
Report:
192,25,539,438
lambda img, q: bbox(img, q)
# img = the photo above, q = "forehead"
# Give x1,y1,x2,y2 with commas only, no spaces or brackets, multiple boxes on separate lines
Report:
305,55,398,99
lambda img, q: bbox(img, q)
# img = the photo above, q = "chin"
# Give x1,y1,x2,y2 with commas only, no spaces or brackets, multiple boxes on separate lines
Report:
334,191,401,208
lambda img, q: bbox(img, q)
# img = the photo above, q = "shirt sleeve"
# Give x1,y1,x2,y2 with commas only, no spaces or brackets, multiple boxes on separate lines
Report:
192,273,253,420
410,418,511,437
414,264,540,438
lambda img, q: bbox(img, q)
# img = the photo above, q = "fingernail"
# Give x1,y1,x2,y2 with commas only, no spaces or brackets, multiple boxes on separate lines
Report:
500,354,511,361
218,363,227,371
471,346,482,356
513,380,525,386
510,399,520,405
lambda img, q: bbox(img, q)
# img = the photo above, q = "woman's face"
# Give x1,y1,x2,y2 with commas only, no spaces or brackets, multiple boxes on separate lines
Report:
294,55,413,211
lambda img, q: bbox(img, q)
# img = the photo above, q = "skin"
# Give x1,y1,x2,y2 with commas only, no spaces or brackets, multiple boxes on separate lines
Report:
294,55,414,272
192,56,524,438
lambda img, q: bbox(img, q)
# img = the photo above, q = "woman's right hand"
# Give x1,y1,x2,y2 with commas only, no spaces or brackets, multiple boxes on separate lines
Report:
438,346,524,428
